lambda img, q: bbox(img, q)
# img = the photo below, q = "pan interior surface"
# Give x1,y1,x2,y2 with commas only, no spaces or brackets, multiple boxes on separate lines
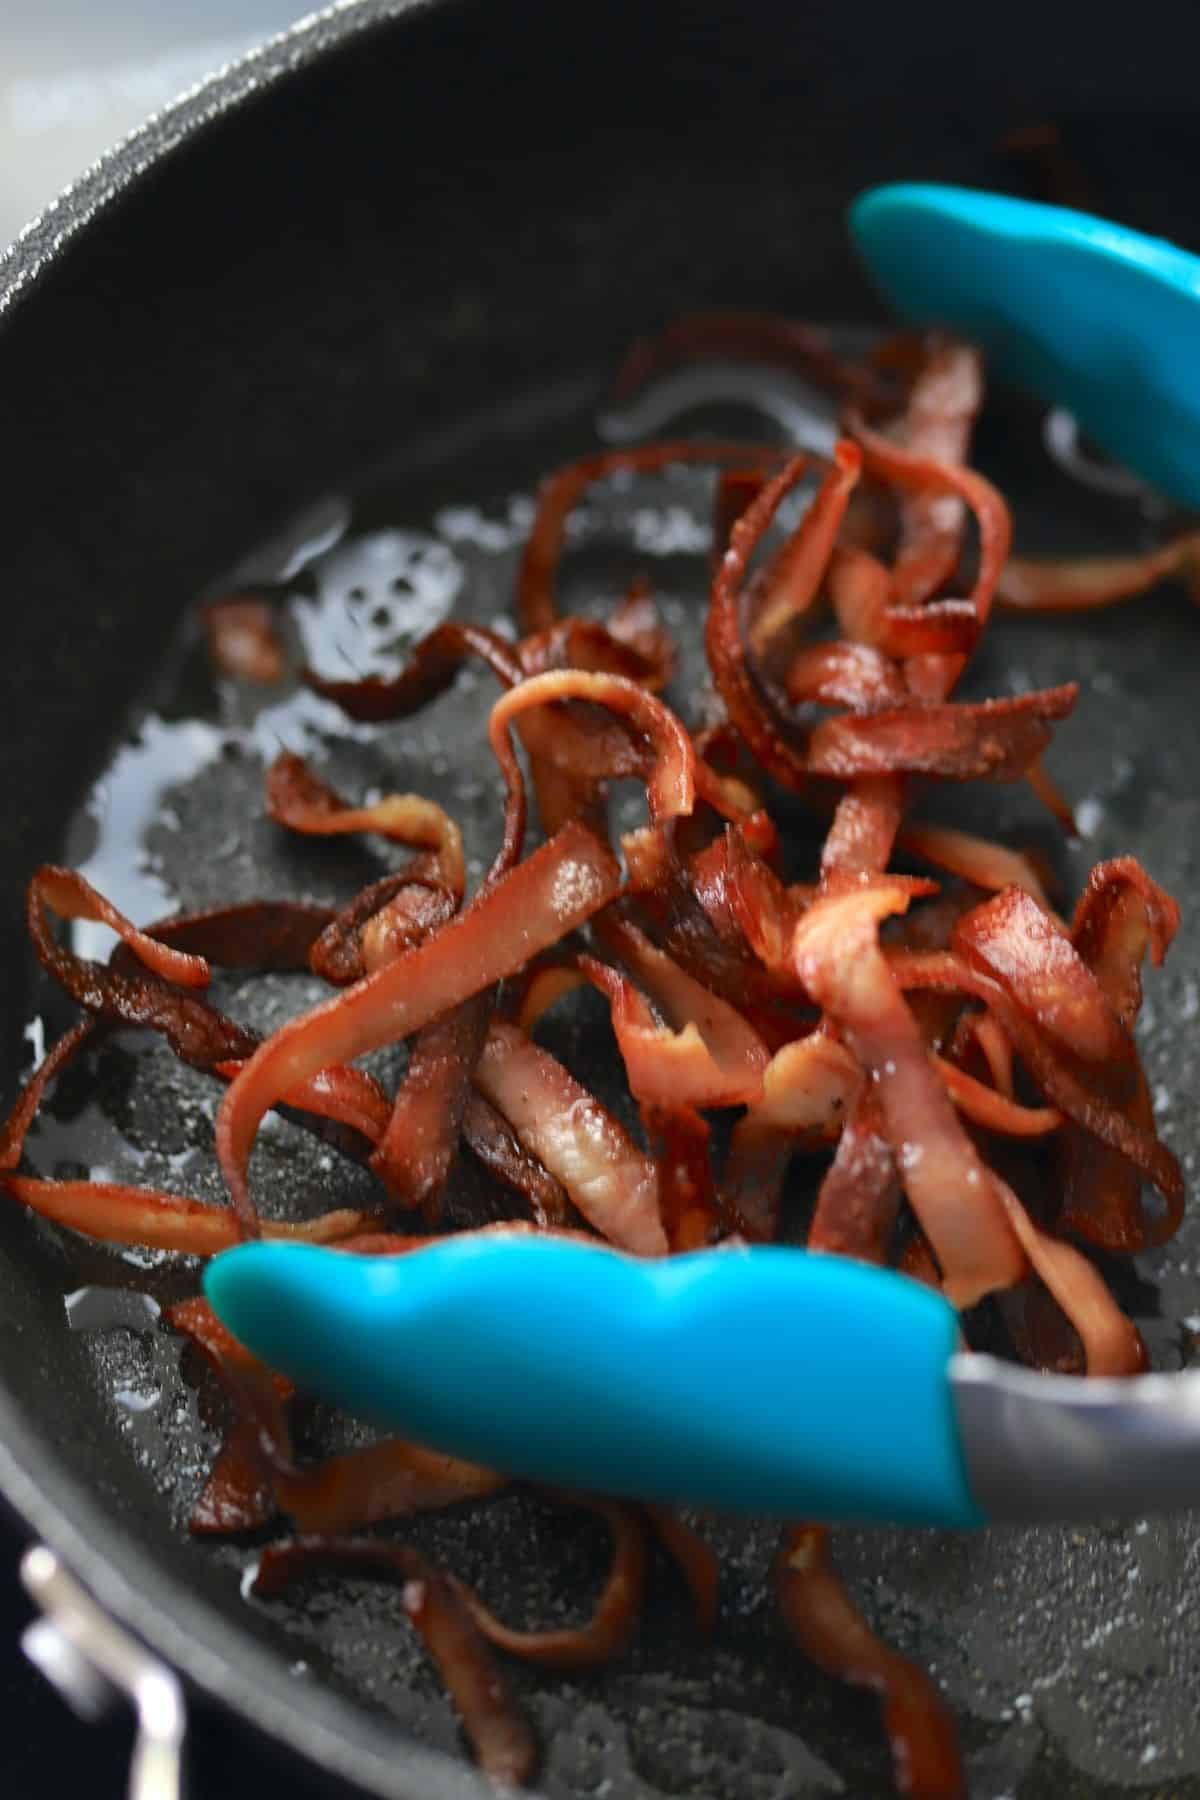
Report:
3,3,1200,1796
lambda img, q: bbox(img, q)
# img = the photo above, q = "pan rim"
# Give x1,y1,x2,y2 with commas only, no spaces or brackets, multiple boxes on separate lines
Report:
0,0,435,323
0,1,510,1794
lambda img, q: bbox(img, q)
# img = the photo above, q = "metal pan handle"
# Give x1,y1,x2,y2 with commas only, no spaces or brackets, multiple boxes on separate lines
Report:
20,1544,187,1800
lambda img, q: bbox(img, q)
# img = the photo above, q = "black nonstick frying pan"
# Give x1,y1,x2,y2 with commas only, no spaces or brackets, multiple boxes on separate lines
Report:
4,2,1200,1795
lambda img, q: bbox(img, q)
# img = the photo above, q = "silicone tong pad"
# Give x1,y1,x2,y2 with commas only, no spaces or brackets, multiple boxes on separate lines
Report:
206,1237,983,1526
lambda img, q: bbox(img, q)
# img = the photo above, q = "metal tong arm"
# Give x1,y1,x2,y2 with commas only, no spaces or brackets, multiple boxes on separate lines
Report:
952,1355,1200,1522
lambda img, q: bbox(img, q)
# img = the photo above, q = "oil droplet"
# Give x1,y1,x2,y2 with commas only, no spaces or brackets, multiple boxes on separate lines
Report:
70,714,226,959
113,1386,160,1414
64,1286,161,1333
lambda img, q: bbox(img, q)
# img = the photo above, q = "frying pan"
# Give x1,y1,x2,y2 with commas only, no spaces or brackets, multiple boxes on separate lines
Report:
3,2,1200,1794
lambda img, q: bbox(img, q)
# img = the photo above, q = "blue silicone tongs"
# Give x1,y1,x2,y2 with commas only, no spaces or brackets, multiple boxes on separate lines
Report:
205,1234,1200,1526
205,186,1200,1525
849,181,1200,509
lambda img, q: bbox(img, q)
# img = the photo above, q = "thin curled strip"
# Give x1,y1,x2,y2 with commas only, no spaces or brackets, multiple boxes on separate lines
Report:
371,994,493,1215
169,1299,292,1534
848,409,1013,700
643,1506,719,1634
826,543,977,659
724,1033,863,1240
887,949,1183,1225
773,1525,965,1800
806,683,1079,783
888,337,984,608
518,439,785,634
461,1091,572,1227
821,775,906,881
307,870,456,986
304,620,524,720
609,313,897,421
2,1177,368,1256
896,823,1052,910
784,640,909,711
586,916,768,1108
0,1019,96,1171
213,1059,392,1146
790,883,1025,1306
953,887,1129,1069
807,1088,901,1263
473,1021,665,1257
705,453,817,789
451,1496,648,1669
997,533,1200,612
932,1058,1062,1138
995,1181,1146,1376
253,1540,537,1788
29,865,210,990
370,667,681,1213
1057,859,1181,1252
489,669,696,823
749,440,862,659
216,824,621,1232
276,1438,508,1534
265,751,465,899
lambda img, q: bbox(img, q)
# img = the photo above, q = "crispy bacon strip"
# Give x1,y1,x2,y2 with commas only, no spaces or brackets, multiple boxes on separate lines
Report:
308,871,455,986
490,669,696,824
705,454,821,791
1070,856,1179,1027
932,1058,1062,1138
519,439,780,634
214,1059,392,1146
784,641,909,711
254,1540,537,1787
887,949,1183,1214
451,1497,648,1669
849,409,1013,700
203,596,285,683
610,312,895,420
750,440,862,659
791,884,1025,1306
806,683,1078,782
829,542,980,658
953,887,1128,1068
821,775,906,880
995,1182,1146,1376
167,1296,294,1494
371,995,492,1216
773,1525,965,1800
137,899,336,968
644,1506,719,1634
474,1022,665,1256
304,620,523,720
896,823,1052,910
584,917,768,1109
266,751,465,899
276,1439,507,1533
807,1089,901,1262
216,823,620,1231
640,1103,723,1250
3,1177,368,1256
1057,859,1181,1251
461,1092,572,1227
724,1033,862,1239
888,338,984,608
997,534,1200,612
0,1018,95,1171
29,866,209,990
